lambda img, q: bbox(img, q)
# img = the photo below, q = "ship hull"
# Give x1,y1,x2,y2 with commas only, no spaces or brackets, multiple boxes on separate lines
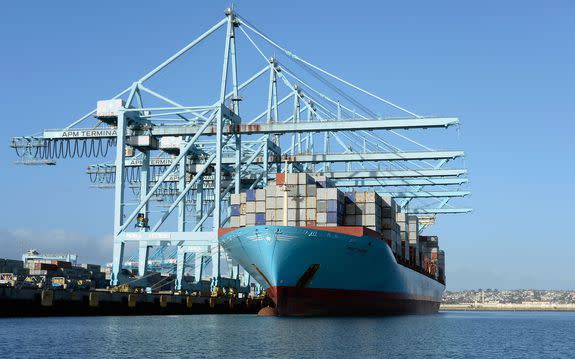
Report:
219,226,444,316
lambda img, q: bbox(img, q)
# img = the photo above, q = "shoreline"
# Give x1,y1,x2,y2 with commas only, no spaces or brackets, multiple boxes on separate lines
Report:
441,303,575,312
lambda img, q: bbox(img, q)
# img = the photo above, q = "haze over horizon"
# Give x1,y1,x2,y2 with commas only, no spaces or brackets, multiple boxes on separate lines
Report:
1,1,573,290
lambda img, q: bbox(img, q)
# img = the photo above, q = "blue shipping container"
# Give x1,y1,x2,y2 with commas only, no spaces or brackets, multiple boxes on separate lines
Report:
326,212,338,223
255,213,266,225
246,190,256,201
231,204,240,216
327,199,338,212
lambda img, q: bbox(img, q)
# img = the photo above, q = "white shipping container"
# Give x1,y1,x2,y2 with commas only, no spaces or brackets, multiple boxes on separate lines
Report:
231,194,240,205
365,192,376,202
266,197,275,208
288,197,300,209
365,203,376,215
256,189,266,201
363,214,377,226
240,192,247,203
306,209,316,221
317,188,327,200
306,184,317,197
230,217,240,227
286,185,297,196
326,188,339,199
312,175,327,182
240,215,247,227
396,212,407,223
246,202,256,213
246,213,256,225
266,210,275,221
266,185,276,197
288,209,297,221
381,196,395,208
317,213,327,223
286,173,299,185
256,201,266,213
355,191,366,202
275,197,283,208
306,196,317,209
275,209,284,221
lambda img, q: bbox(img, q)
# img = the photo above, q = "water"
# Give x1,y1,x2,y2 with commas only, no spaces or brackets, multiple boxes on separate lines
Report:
1,311,574,358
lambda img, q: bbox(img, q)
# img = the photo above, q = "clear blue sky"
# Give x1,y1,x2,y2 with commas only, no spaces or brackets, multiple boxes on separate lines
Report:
1,1,573,290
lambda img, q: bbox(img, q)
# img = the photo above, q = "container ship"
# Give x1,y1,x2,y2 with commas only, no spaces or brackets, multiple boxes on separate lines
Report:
219,172,446,316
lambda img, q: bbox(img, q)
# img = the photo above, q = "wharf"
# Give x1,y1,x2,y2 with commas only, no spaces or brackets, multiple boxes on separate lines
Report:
0,287,268,317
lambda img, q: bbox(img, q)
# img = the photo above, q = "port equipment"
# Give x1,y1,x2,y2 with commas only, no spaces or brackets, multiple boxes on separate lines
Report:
9,8,471,291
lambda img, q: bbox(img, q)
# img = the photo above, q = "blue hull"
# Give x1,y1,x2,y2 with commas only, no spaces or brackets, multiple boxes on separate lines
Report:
220,226,445,316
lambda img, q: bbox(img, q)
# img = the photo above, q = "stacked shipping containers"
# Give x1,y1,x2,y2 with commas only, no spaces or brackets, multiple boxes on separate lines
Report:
231,173,334,228
396,212,410,261
419,235,439,278
407,215,420,266
0,258,109,288
228,172,443,271
317,187,344,226
380,196,401,255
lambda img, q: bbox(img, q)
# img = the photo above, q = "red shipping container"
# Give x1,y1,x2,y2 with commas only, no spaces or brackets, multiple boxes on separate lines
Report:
38,263,58,270
56,261,72,269
276,173,285,185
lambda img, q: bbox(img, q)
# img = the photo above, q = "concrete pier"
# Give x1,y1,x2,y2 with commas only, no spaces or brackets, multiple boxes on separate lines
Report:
0,287,268,317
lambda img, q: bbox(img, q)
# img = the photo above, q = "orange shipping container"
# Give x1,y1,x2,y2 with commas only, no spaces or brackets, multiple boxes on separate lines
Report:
276,173,285,185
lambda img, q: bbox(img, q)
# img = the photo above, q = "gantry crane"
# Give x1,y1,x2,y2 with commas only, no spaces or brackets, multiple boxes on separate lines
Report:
10,8,471,292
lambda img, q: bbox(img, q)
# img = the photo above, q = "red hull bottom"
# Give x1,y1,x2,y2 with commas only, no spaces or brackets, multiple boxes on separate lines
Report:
267,286,441,316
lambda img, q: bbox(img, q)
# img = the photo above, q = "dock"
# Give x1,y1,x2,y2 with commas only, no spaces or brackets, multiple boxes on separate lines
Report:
0,287,268,317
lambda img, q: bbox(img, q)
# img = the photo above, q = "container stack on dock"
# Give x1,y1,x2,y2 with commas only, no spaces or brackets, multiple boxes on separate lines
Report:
0,258,108,289
0,259,28,278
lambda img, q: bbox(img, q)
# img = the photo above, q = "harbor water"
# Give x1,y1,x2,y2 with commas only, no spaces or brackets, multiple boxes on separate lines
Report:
1,311,574,358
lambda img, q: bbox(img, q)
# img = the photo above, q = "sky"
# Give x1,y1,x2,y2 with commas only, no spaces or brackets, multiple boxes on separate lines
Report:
0,1,573,290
